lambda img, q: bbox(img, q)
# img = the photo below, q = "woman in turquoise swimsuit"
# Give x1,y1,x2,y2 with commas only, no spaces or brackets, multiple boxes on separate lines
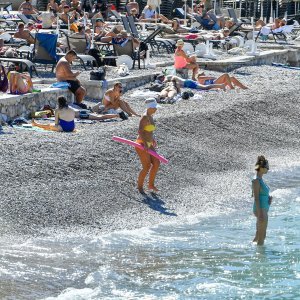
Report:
252,156,273,246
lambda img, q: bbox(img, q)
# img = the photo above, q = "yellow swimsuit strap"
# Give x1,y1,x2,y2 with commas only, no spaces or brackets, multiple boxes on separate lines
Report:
144,124,156,132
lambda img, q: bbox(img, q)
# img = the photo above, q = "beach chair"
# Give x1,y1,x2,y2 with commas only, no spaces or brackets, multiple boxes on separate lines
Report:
174,8,194,21
66,34,98,69
0,3,13,14
0,57,39,77
32,33,58,72
110,10,122,21
127,15,140,38
113,39,144,69
227,8,251,24
121,16,132,34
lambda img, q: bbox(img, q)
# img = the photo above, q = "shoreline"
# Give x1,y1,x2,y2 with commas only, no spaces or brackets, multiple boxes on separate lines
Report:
0,65,300,237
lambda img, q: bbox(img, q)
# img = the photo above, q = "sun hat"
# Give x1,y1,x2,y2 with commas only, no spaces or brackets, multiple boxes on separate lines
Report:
145,98,160,109
176,39,184,47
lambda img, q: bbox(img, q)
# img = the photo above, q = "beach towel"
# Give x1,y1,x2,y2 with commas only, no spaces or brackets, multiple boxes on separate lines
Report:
50,82,70,89
36,33,58,61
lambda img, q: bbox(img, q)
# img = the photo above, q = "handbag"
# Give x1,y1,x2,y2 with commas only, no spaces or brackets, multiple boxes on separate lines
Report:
0,65,8,93
90,67,106,81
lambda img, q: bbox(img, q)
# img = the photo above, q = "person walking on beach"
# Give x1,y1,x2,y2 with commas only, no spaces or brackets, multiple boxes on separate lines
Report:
252,156,273,246
136,98,160,193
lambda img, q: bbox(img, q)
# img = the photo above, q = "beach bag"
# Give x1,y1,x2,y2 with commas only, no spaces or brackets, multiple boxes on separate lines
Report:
90,67,106,80
117,63,129,77
0,65,8,93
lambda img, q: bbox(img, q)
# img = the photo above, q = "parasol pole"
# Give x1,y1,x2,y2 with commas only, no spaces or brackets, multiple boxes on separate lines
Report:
270,0,273,23
184,0,187,25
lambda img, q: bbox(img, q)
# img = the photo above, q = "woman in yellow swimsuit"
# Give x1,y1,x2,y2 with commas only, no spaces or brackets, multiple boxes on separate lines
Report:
136,98,160,193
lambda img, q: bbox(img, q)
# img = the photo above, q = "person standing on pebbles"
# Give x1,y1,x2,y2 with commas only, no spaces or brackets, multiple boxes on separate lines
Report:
252,156,273,246
136,98,161,193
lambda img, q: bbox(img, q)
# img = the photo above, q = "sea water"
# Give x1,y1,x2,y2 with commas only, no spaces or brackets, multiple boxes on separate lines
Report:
1,166,300,300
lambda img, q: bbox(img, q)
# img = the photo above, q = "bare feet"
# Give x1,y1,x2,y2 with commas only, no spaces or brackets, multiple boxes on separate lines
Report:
148,186,159,192
138,186,145,194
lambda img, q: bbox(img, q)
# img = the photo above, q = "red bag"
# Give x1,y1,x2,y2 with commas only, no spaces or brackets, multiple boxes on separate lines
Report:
0,65,8,93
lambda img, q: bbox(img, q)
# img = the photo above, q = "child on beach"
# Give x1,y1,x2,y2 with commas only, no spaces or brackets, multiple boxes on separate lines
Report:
252,156,273,246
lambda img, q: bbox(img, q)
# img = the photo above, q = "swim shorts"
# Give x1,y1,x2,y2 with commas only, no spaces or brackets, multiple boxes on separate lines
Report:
66,80,81,94
183,79,198,89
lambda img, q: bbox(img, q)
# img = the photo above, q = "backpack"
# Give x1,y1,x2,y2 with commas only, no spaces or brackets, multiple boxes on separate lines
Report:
0,65,8,93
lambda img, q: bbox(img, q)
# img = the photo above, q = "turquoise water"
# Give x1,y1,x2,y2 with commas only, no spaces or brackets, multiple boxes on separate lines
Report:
1,167,300,299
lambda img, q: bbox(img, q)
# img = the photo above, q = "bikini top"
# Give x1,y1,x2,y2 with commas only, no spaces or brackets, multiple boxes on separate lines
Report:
144,124,156,132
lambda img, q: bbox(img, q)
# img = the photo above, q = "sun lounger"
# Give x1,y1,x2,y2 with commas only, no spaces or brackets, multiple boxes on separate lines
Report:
113,39,144,69
0,57,39,77
227,8,251,24
110,10,122,21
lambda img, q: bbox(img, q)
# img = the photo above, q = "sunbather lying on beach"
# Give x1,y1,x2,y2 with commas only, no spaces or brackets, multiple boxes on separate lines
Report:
165,75,225,91
197,73,248,89
158,76,181,102
32,96,124,132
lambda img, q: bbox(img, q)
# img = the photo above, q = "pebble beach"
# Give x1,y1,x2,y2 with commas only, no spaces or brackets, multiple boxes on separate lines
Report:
0,65,299,237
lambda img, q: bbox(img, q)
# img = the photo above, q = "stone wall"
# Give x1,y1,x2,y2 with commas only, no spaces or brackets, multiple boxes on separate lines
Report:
0,88,74,120
84,73,158,100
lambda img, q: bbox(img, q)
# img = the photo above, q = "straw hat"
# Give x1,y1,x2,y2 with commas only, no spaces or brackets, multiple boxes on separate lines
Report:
176,39,184,47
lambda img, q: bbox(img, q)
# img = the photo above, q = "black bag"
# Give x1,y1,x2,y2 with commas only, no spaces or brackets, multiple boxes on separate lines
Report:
90,67,106,81
148,82,164,92
87,48,103,67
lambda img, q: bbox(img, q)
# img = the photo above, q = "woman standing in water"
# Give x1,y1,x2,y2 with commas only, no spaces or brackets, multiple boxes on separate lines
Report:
136,98,160,193
252,156,273,245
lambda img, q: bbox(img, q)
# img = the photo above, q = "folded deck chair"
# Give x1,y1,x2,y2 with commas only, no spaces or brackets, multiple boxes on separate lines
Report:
33,33,58,71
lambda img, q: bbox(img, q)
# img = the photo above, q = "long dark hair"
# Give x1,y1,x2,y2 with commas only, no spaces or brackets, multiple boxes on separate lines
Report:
58,96,68,109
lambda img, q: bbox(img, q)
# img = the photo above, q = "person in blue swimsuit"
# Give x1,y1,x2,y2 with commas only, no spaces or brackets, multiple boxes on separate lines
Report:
252,156,273,246
197,73,248,90
165,75,225,91
32,96,75,132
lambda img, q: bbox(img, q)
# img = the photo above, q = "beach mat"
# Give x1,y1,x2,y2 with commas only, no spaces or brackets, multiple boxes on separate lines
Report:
272,63,300,70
